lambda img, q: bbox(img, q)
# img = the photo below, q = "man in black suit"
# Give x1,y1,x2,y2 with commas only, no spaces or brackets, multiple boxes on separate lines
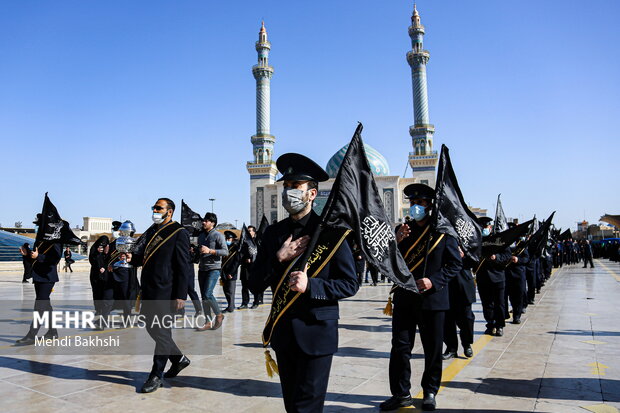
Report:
476,217,512,337
128,198,191,393
249,153,359,413
381,184,462,412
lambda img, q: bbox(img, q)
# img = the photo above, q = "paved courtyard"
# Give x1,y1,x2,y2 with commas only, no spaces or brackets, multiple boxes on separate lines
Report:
0,260,619,412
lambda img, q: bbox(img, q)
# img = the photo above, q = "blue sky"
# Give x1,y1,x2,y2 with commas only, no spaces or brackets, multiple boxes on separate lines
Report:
1,0,618,233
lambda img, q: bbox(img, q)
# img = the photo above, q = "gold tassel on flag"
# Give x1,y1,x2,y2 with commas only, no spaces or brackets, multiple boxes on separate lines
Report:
134,291,141,312
383,295,393,316
264,350,279,377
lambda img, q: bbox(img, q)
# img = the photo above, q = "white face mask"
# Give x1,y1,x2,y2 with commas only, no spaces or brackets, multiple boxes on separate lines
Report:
282,188,308,215
152,212,165,224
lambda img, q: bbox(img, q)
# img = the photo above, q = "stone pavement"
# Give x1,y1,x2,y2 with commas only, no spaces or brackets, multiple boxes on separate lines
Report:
0,260,619,412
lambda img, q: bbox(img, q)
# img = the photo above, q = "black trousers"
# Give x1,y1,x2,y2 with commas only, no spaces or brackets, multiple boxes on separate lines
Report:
275,346,333,413
27,282,55,336
477,278,506,329
143,307,183,378
223,278,236,310
583,256,595,268
525,266,537,303
505,274,525,319
444,303,474,350
185,271,202,314
389,294,445,396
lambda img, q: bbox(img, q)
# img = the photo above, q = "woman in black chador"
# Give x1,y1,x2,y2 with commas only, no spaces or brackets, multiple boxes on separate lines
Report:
89,236,109,316
19,243,33,283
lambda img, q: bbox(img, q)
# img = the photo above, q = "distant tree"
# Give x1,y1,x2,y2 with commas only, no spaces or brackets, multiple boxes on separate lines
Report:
14,221,22,228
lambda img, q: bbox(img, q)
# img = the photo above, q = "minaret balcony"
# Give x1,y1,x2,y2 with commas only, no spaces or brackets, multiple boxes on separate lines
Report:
407,50,430,66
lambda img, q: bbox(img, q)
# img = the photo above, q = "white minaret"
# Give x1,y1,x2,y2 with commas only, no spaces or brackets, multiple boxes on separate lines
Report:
247,22,278,225
406,4,438,186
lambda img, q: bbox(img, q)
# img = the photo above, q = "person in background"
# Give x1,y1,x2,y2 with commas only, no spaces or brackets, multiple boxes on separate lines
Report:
63,246,74,272
19,243,33,283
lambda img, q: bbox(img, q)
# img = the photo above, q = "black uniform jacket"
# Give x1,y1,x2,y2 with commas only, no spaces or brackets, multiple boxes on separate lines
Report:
222,241,242,281
507,243,530,279
249,211,359,356
394,222,462,311
130,222,190,301
31,242,62,283
449,257,477,307
477,246,512,284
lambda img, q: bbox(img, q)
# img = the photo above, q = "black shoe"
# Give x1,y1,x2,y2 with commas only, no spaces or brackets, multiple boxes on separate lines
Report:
223,308,234,313
495,327,504,337
463,345,473,358
15,334,36,346
44,329,58,340
379,394,413,411
250,304,259,309
164,355,190,378
536,289,541,294
237,304,248,310
528,300,535,305
512,317,521,324
22,280,29,283
141,375,163,393
484,327,495,336
422,392,437,411
442,349,457,360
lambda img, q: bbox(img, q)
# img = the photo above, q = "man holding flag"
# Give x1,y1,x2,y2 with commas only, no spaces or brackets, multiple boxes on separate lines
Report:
249,152,359,412
16,194,80,345
381,184,462,411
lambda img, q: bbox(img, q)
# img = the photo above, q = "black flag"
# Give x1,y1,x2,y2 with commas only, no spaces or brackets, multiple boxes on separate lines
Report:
559,229,572,241
493,194,508,233
181,200,203,236
35,193,81,246
256,215,270,247
434,145,482,262
528,211,556,258
481,219,534,257
319,123,417,292
239,224,258,259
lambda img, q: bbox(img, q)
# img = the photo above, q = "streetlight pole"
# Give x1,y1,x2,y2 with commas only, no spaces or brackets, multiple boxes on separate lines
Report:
209,198,216,213
235,219,238,228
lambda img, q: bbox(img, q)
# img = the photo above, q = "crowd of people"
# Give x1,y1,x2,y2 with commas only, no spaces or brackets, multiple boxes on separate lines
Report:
14,150,614,412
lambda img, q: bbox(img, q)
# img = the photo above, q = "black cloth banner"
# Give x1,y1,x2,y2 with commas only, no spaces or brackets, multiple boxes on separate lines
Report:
35,193,81,246
256,215,270,248
481,219,534,257
434,145,482,263
493,194,509,233
559,229,573,241
318,123,417,292
528,211,556,258
181,200,203,237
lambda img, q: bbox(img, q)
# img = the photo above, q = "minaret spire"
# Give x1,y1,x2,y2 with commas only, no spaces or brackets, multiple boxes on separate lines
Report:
247,21,278,225
406,4,438,186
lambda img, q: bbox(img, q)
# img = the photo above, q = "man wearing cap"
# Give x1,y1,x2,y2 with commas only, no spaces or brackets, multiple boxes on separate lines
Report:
249,153,359,413
221,230,241,313
475,217,511,337
381,183,461,412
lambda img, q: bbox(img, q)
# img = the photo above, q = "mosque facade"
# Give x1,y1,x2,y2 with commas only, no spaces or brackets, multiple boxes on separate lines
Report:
247,6,442,226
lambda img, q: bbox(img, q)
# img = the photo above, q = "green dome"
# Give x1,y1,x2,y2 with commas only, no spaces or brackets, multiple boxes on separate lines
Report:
326,143,390,178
